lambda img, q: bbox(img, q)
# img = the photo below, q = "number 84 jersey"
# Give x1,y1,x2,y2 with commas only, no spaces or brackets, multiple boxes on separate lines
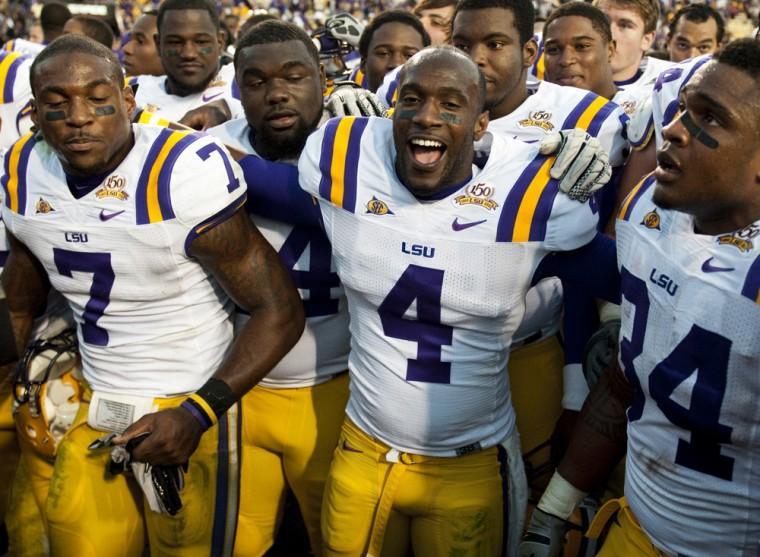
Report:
299,117,598,457
615,176,760,557
1,125,247,397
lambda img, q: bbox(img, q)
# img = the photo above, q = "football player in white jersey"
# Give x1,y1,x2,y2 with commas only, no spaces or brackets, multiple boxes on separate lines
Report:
294,46,609,557
208,21,350,556
129,0,242,129
592,0,673,91
449,0,626,492
521,39,760,557
0,35,304,557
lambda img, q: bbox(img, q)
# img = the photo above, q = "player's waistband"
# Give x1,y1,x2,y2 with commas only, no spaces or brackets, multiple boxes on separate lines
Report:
342,416,496,463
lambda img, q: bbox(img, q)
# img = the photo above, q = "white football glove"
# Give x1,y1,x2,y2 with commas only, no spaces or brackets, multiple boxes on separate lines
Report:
325,12,364,48
539,129,612,203
325,82,387,118
520,508,567,557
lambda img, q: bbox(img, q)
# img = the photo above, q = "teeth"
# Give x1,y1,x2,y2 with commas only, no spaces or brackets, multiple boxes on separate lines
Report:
410,138,444,148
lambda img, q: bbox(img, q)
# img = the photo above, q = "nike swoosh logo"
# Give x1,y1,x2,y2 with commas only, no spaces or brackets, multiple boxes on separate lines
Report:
701,257,734,273
452,217,487,231
99,209,125,222
202,91,223,102
341,440,363,453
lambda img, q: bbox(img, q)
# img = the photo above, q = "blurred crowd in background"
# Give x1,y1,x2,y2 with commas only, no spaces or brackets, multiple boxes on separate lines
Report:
1,0,757,54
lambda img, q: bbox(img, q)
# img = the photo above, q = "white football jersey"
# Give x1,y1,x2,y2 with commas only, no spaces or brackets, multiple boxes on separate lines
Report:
482,80,629,167
0,51,33,152
2,39,45,58
130,63,243,123
299,117,598,456
208,117,350,388
614,55,674,91
616,176,760,556
1,125,246,397
651,55,712,150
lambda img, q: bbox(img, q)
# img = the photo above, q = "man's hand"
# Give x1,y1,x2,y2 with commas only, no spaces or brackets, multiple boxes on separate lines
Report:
113,406,203,466
583,319,621,391
325,82,387,118
179,99,232,130
539,129,611,202
520,507,567,557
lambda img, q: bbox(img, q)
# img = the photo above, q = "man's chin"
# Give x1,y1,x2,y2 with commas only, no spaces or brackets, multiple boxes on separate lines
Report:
652,184,678,210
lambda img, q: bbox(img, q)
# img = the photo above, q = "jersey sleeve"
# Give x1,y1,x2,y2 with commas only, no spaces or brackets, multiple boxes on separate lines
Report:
596,103,629,167
164,133,247,251
543,184,599,251
0,53,31,105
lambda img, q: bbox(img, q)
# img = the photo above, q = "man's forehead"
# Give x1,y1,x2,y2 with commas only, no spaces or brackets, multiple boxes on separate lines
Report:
401,60,477,91
161,9,215,31
239,41,315,70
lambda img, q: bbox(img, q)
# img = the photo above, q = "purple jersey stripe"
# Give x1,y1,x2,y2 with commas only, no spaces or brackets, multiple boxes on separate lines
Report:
1,147,10,208
184,194,247,256
561,92,596,129
341,117,368,213
496,155,547,242
135,128,173,224
740,255,760,304
318,118,341,201
622,174,655,221
15,133,36,216
2,55,23,103
156,133,200,221
210,412,229,556
587,101,617,137
528,179,560,241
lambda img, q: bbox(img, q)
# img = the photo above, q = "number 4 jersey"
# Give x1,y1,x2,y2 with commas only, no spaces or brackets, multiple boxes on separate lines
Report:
616,176,760,556
1,125,247,397
298,116,598,456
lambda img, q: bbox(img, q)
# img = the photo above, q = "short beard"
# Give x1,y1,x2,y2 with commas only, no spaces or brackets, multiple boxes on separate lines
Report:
254,111,322,161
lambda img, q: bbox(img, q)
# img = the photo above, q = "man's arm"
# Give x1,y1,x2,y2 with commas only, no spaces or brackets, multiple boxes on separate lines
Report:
118,208,305,464
558,360,631,491
1,231,50,357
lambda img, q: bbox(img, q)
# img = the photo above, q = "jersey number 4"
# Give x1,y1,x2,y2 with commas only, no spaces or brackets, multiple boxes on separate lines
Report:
378,264,453,384
53,248,114,347
620,266,734,481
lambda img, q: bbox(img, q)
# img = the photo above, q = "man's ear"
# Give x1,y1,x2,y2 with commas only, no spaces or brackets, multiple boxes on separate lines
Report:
523,37,539,69
640,29,656,53
473,110,489,141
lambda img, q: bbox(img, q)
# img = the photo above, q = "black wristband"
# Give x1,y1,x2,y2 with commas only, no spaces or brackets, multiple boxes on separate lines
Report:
195,377,236,419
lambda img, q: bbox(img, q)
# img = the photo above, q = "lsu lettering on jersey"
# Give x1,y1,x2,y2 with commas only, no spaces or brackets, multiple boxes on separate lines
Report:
130,63,243,122
651,55,712,149
1,125,247,397
616,176,760,556
0,51,33,152
208,117,350,388
298,116,598,456
614,55,674,91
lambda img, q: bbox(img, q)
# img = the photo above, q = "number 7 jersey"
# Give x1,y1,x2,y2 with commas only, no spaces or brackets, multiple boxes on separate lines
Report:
298,116,598,456
616,176,760,556
1,125,247,397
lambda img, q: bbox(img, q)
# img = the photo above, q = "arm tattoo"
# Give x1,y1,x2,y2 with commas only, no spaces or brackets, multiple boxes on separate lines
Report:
581,365,631,445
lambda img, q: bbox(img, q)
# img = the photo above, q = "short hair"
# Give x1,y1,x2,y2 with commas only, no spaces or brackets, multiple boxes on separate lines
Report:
358,10,431,60
30,34,123,95
544,2,613,44
40,2,72,34
413,0,458,16
715,38,760,81
237,13,278,40
668,4,725,45
68,16,115,48
157,0,219,33
234,20,319,69
453,0,535,46
592,0,659,34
